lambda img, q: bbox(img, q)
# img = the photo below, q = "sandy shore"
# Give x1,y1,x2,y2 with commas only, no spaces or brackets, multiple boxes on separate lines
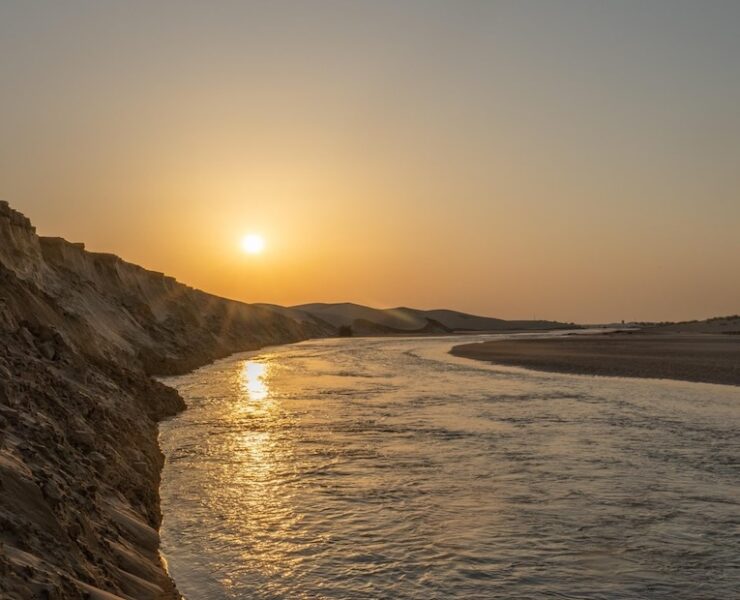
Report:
451,332,740,386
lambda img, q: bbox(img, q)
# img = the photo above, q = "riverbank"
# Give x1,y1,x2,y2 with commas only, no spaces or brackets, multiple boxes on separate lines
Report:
0,202,330,599
451,331,740,386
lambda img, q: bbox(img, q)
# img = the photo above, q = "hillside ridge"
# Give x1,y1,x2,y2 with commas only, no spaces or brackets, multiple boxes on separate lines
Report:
292,301,572,333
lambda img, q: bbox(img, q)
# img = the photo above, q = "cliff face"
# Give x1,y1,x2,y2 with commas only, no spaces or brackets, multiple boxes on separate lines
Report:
0,202,332,599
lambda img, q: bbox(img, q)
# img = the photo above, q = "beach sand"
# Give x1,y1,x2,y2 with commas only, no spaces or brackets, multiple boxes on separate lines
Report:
451,332,740,386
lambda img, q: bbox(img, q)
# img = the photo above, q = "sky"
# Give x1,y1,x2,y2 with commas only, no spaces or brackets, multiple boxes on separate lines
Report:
1,0,738,323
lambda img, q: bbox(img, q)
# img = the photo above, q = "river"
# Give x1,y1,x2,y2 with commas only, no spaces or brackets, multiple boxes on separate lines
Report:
159,334,739,599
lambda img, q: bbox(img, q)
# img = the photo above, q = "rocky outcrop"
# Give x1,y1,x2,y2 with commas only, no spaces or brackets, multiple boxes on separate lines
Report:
0,201,332,599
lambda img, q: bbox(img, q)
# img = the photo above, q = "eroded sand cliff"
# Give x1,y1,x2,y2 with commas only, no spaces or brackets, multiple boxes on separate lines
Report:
0,202,331,599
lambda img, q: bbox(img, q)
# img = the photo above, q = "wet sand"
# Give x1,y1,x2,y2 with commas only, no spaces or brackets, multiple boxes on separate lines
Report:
451,332,740,386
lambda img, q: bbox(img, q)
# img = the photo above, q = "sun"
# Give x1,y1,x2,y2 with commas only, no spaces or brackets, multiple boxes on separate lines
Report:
241,234,265,254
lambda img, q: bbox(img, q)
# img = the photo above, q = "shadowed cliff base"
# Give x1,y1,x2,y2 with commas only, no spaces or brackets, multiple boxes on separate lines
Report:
451,330,740,386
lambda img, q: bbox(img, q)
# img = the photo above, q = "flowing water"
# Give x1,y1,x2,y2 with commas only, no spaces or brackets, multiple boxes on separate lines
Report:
159,334,740,599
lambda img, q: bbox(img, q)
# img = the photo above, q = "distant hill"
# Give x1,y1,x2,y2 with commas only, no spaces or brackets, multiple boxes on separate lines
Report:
291,302,573,334
291,303,427,330
252,303,335,329
645,315,740,334
349,317,452,336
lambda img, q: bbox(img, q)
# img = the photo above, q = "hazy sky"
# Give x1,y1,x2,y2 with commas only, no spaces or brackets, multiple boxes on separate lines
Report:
1,1,738,322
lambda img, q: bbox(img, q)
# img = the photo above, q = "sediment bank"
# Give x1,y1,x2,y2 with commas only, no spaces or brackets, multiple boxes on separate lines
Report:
451,331,740,386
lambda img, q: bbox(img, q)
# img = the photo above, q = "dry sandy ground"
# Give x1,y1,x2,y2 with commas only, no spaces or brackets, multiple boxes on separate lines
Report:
451,332,740,386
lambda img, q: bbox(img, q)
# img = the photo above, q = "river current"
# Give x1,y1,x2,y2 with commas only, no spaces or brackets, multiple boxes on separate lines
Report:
159,334,740,599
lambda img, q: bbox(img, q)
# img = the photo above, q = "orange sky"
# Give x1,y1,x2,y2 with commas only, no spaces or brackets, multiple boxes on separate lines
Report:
1,2,738,323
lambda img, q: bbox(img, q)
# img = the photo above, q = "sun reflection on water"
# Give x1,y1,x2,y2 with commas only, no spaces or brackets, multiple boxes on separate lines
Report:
227,355,303,578
241,359,269,402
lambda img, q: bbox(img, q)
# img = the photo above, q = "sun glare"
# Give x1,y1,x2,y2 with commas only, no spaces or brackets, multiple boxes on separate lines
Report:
241,234,265,255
